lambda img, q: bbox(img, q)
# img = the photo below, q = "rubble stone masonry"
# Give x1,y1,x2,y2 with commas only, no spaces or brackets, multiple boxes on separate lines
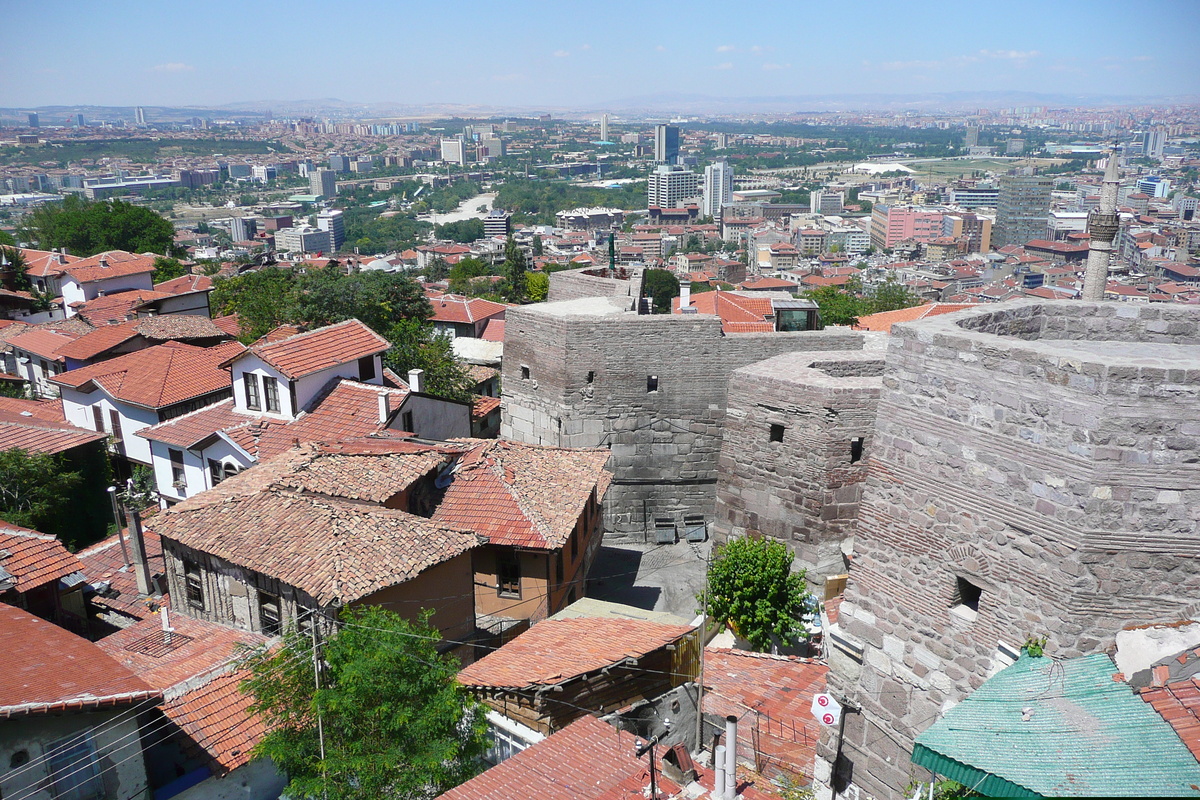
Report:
714,342,886,584
500,297,863,540
817,301,1200,800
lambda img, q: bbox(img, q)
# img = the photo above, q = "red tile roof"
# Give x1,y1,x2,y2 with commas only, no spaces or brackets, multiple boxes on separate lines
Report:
51,340,244,409
211,314,244,338
56,315,229,360
703,648,828,780
0,604,160,717
5,327,79,360
429,294,509,325
480,318,505,342
0,522,85,591
854,303,978,333
148,477,481,606
472,394,501,420
62,250,157,284
458,618,693,689
72,290,174,326
236,319,390,379
0,409,107,454
1137,648,1200,763
0,396,65,421
154,273,214,295
437,715,647,800
433,440,612,550
674,290,782,334
18,247,81,278
96,614,267,693
76,528,165,620
162,668,267,773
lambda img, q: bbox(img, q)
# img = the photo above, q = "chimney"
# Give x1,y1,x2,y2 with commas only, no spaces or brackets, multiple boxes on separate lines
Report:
377,391,390,425
714,744,726,798
126,507,155,597
724,715,737,799
680,281,691,310
98,254,109,267
408,368,424,394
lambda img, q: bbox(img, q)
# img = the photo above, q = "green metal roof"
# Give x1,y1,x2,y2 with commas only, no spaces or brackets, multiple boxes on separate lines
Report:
912,653,1200,797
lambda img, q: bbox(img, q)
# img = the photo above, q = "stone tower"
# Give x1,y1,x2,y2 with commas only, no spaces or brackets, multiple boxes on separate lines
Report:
1081,151,1122,301
816,301,1200,800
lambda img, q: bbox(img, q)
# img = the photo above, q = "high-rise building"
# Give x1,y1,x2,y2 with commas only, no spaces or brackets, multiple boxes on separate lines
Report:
440,137,466,165
993,174,1053,249
702,160,734,219
1144,126,1167,160
310,169,337,199
599,114,609,143
230,216,258,242
941,212,992,253
275,226,333,254
810,190,845,215
135,107,146,125
483,210,512,238
963,124,979,148
328,154,351,173
1006,138,1025,154
1136,175,1171,198
647,164,701,209
654,124,680,164
74,113,85,127
478,135,504,160
27,112,39,128
316,209,345,252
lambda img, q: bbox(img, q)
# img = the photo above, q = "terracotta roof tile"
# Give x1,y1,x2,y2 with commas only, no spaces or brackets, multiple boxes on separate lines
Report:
253,379,409,460
433,440,612,550
72,290,174,326
154,273,214,295
211,314,244,338
0,397,65,421
471,395,501,421
51,340,244,409
429,294,509,325
854,303,979,333
702,648,827,779
56,315,230,361
0,522,85,591
239,320,390,380
96,614,267,694
76,528,166,620
162,668,267,773
0,604,160,717
480,318,505,342
148,480,481,606
5,328,79,360
17,247,81,278
1139,651,1200,763
438,715,645,800
0,409,106,454
62,251,157,284
458,618,694,689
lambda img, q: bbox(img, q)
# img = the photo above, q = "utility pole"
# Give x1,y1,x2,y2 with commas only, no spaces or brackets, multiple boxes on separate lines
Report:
694,544,712,752
312,621,328,800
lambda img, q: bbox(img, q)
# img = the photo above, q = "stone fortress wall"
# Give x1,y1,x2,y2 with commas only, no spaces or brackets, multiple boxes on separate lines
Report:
817,301,1200,800
713,340,887,585
500,294,863,541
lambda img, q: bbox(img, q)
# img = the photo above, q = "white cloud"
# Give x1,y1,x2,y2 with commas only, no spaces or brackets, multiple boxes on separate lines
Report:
762,62,791,71
750,45,773,54
714,62,734,70
151,62,194,73
580,43,591,50
979,49,1040,60
553,49,570,58
716,44,736,53
655,45,667,52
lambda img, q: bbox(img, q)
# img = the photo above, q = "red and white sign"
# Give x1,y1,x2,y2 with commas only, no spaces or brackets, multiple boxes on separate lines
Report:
810,693,842,726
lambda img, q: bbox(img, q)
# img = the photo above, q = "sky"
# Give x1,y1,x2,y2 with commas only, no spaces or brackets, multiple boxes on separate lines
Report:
3,0,1198,110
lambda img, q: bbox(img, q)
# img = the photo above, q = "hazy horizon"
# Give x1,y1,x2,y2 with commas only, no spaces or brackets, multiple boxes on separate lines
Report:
4,0,1198,111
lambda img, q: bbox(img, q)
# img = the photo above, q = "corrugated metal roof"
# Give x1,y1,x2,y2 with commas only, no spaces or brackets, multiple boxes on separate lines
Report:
912,653,1200,797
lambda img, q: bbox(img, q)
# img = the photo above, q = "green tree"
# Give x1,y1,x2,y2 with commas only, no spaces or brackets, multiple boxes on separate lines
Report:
531,234,543,256
384,320,475,404
502,237,527,303
151,256,189,284
643,269,680,314
210,267,301,342
241,606,489,800
870,276,922,314
802,284,873,326
297,267,432,336
20,196,175,256
0,449,84,542
434,218,485,243
0,231,16,246
447,257,494,295
699,536,814,652
425,256,450,282
526,271,549,303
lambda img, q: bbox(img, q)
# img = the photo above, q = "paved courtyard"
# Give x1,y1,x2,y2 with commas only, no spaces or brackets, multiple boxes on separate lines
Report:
587,538,712,621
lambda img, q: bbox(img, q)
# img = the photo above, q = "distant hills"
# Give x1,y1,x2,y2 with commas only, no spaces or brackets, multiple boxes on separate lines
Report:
2,90,1195,126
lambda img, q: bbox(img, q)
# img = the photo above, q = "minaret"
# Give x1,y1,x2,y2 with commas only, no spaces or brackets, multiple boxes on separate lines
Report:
1081,151,1122,301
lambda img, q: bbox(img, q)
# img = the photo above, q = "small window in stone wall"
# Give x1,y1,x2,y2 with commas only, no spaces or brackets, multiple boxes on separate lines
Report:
850,437,864,463
586,371,595,383
647,375,659,393
952,576,982,613
770,424,785,443
521,365,530,380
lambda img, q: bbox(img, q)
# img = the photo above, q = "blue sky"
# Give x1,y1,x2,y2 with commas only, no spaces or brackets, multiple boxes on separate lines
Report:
3,0,1197,108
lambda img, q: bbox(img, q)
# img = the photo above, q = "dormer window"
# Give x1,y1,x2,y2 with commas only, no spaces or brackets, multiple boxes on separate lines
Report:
244,373,261,411
263,375,281,414
359,355,376,382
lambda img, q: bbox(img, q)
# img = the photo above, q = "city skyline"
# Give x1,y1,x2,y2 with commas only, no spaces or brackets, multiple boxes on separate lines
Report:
3,0,1198,109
